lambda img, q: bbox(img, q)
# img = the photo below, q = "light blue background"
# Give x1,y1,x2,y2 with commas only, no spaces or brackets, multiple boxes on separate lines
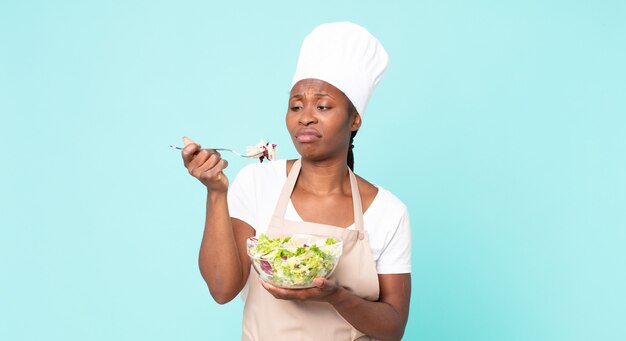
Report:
1,1,625,340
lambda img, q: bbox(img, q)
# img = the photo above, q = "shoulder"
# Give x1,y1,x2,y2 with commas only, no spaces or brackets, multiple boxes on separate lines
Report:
355,175,408,216
372,185,409,217
355,175,378,198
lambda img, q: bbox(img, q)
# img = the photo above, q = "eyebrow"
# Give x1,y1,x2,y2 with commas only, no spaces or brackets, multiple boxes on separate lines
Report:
290,93,333,99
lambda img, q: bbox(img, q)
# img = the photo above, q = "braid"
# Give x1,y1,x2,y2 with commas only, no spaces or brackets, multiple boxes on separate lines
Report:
347,130,358,171
347,100,358,171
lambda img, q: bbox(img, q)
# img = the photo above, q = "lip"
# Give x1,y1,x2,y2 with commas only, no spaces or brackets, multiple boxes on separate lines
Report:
295,128,322,142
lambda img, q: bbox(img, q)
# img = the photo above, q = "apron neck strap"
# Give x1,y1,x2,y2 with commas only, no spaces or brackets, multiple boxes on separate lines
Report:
272,159,365,231
348,166,365,231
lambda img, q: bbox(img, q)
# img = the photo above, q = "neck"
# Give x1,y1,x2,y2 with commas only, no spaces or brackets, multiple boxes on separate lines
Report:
297,158,350,196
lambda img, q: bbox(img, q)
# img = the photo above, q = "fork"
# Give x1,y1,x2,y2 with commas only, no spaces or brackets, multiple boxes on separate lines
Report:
169,145,254,158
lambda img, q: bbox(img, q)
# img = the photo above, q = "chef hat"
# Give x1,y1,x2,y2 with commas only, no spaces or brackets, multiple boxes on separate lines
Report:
291,22,389,116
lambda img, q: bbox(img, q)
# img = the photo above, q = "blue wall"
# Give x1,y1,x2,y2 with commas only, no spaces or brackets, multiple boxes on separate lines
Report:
1,1,624,340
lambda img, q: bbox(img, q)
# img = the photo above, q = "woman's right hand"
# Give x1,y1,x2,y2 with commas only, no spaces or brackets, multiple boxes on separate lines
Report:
181,136,229,193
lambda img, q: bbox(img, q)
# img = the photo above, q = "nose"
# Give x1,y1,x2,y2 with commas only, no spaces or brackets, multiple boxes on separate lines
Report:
298,106,318,126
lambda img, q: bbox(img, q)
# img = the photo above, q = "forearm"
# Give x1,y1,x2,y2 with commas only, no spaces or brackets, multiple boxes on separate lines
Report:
330,288,407,341
198,191,243,303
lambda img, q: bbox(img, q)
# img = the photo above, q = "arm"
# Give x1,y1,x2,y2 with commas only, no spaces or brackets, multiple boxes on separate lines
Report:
181,138,254,304
198,197,254,304
330,274,411,340
260,273,411,341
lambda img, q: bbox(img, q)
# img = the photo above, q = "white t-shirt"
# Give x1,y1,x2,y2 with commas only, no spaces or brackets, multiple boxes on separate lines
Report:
227,160,412,274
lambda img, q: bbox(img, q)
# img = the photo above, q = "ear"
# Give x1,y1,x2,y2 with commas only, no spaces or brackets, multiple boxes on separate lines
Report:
351,112,362,131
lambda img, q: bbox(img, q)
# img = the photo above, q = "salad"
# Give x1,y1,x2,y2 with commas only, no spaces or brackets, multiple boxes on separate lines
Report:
247,234,342,288
245,139,277,163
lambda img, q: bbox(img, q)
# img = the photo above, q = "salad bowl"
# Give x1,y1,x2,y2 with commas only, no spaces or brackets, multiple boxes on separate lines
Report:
247,234,343,289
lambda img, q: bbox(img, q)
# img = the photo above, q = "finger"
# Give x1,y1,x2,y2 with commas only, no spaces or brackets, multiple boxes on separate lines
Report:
259,280,291,299
194,151,223,175
259,278,270,290
259,279,282,298
313,278,326,288
182,136,196,146
264,283,314,301
201,157,228,180
188,149,214,171
181,143,201,167
311,278,337,298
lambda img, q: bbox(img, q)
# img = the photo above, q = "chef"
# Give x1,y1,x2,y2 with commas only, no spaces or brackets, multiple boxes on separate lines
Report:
181,22,412,340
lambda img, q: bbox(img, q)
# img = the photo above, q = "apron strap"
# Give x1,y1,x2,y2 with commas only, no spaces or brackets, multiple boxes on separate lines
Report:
272,159,302,224
271,159,365,234
348,168,365,234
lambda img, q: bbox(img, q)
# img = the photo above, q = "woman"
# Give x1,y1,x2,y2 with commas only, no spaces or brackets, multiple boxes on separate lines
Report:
181,22,411,340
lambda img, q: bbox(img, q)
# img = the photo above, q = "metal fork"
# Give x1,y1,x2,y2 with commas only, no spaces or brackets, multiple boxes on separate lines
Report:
169,145,255,158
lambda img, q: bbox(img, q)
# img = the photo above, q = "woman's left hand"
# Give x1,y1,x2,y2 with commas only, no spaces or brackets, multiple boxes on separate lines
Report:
259,278,340,303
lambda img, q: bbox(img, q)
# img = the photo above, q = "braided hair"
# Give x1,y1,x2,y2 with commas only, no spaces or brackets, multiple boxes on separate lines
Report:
348,130,358,171
347,100,358,171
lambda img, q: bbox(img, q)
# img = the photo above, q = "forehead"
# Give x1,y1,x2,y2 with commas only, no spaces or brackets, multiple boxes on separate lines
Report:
290,78,345,97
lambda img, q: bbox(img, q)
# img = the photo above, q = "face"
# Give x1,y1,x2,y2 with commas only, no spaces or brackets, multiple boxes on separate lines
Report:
286,79,361,162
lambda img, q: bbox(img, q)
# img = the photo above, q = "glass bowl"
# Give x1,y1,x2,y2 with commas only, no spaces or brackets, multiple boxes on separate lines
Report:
247,234,343,289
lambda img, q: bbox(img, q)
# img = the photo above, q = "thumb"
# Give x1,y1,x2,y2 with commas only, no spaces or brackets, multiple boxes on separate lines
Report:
313,277,333,289
182,136,196,146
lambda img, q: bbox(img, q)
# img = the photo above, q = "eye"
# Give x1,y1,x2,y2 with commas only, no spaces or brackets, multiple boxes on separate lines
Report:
290,105,302,112
317,105,330,111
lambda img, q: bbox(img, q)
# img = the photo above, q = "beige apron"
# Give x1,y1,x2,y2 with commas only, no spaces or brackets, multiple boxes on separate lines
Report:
242,159,380,341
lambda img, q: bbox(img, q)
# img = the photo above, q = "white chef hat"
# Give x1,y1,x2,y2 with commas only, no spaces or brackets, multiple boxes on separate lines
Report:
291,22,389,116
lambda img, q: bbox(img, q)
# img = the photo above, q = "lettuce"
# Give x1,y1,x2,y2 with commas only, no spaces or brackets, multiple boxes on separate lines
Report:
249,234,341,288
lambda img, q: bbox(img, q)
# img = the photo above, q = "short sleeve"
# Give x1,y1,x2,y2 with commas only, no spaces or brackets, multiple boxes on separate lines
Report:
376,204,412,274
227,165,257,230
